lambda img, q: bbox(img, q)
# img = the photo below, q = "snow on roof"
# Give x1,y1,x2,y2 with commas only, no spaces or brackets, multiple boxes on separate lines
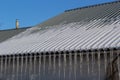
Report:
0,1,120,55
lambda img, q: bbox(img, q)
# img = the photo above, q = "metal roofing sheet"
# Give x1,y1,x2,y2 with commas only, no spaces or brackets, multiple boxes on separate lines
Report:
0,1,120,55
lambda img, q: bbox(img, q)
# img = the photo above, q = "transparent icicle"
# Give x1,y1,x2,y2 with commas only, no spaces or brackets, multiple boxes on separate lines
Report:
20,55,23,80
29,54,33,80
43,53,46,78
110,49,113,76
58,52,61,79
63,53,66,80
25,55,28,79
80,52,83,75
87,52,90,75
16,55,19,80
5,56,7,78
92,51,94,75
38,54,41,79
74,52,77,80
48,53,51,73
11,55,15,80
104,50,107,73
53,52,56,75
98,51,101,80
69,52,72,79
33,54,37,79
0,56,3,78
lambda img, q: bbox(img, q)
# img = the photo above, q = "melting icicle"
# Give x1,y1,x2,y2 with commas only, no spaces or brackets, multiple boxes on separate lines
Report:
4,55,7,79
98,50,101,80
43,53,46,78
104,50,107,73
53,52,56,75
20,55,23,80
58,52,61,79
16,55,19,80
29,54,33,80
87,52,90,75
48,53,51,74
11,55,15,80
80,52,83,76
69,52,72,79
63,53,66,80
74,52,77,80
38,53,41,79
0,56,3,79
91,51,94,75
25,55,28,79
33,54,37,79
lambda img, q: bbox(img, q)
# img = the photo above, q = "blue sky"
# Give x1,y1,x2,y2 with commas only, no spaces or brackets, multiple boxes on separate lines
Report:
0,0,115,30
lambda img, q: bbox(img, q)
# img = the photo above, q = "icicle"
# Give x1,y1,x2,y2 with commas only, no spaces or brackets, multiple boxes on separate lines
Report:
91,51,94,75
43,53,46,78
74,52,77,80
98,50,101,80
0,56,3,79
80,52,83,75
12,55,15,80
4,55,7,79
53,52,56,75
69,52,72,79
58,52,61,79
48,53,51,73
63,53,66,80
33,54,37,79
104,50,107,73
25,55,28,79
16,55,19,80
29,54,33,80
87,52,90,75
38,53,41,79
20,55,23,80
110,49,113,77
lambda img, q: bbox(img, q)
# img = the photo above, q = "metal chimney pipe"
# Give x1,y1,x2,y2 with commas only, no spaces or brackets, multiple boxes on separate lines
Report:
16,19,19,29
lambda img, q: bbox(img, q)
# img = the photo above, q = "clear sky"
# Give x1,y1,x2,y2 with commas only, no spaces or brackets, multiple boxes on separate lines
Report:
0,0,116,30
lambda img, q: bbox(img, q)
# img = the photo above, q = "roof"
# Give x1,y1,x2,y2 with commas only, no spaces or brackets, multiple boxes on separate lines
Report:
0,27,29,43
0,1,120,55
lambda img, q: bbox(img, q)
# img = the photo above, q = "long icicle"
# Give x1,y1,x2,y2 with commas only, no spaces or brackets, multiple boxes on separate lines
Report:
91,51,94,76
87,52,90,75
16,55,19,80
33,54,37,79
80,51,83,76
0,56,3,79
104,50,107,73
38,53,41,80
12,55,15,80
98,50,101,80
74,52,77,80
63,52,66,80
58,52,61,80
53,52,56,75
4,55,7,79
69,52,72,80
20,55,23,80
25,55,28,79
43,53,46,80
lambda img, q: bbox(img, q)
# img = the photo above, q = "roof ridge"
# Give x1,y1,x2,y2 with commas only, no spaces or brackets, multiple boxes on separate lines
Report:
65,1,120,12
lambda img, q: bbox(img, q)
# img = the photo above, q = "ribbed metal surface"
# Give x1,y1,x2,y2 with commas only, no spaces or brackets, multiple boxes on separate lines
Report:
0,1,120,55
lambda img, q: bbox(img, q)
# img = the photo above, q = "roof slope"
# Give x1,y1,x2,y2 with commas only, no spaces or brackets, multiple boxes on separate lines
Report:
0,28,29,43
0,1,120,55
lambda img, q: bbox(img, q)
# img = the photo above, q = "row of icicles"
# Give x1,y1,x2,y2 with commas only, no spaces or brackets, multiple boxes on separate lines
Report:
0,50,119,80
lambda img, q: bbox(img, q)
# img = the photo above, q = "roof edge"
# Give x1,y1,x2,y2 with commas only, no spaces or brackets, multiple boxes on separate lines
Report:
65,1,120,12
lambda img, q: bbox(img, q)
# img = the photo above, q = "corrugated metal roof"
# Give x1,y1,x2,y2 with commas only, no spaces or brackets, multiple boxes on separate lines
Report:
0,1,120,55
0,28,29,43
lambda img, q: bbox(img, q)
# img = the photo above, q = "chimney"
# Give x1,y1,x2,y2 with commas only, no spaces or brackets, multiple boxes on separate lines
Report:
16,19,19,29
